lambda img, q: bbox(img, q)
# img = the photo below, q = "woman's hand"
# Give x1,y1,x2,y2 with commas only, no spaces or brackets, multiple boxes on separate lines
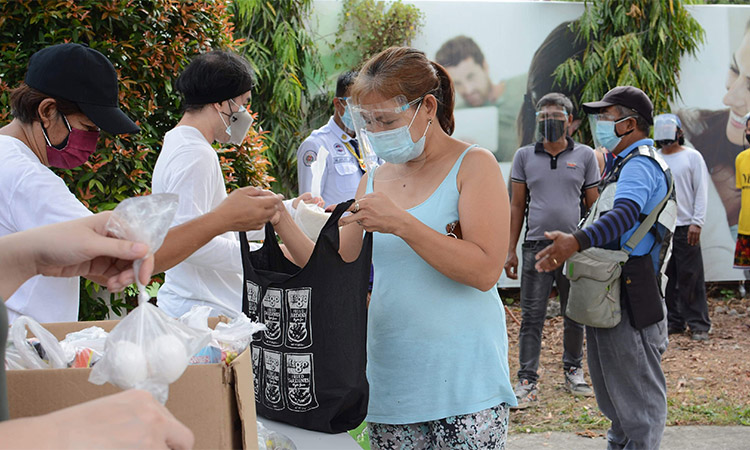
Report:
338,192,412,236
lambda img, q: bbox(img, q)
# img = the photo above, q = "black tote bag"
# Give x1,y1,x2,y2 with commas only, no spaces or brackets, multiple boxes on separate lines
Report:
239,200,372,433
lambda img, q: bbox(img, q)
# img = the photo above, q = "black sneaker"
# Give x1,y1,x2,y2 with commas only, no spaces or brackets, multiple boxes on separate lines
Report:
691,330,709,341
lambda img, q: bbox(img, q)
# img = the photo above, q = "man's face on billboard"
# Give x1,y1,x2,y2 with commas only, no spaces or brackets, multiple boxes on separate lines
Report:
446,57,492,107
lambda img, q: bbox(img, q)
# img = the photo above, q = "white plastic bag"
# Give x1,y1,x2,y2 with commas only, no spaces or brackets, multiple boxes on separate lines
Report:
293,201,331,241
89,302,211,403
60,326,109,368
7,316,68,369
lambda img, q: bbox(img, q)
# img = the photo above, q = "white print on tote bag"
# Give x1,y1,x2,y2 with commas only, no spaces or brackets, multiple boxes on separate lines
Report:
285,353,319,412
251,345,262,399
261,288,283,347
262,349,285,410
245,281,261,322
285,288,313,349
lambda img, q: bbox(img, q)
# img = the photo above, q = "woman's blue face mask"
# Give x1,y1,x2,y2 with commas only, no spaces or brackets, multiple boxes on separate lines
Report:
365,101,431,164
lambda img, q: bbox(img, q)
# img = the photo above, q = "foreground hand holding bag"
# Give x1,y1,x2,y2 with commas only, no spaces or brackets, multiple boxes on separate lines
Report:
239,200,372,433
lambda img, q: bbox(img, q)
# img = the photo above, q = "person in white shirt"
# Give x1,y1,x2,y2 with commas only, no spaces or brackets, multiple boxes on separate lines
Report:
153,50,306,318
297,71,364,207
655,113,712,341
0,43,283,324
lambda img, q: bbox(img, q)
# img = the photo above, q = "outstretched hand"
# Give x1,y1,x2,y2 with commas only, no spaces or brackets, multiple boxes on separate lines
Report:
534,230,580,273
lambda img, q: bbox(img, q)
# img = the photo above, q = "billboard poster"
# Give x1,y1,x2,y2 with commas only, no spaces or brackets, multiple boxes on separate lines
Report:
308,1,750,283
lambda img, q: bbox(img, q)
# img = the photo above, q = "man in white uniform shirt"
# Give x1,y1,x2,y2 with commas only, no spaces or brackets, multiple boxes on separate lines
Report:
655,113,711,341
153,51,292,318
297,71,364,207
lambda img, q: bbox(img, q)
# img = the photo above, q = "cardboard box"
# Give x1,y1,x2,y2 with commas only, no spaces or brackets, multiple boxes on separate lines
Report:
6,319,259,450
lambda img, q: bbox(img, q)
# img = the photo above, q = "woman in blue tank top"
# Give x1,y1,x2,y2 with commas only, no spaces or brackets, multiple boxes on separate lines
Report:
275,47,516,449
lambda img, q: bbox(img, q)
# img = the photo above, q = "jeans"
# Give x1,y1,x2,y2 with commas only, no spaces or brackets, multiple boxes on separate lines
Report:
518,240,584,383
665,226,711,332
587,302,668,449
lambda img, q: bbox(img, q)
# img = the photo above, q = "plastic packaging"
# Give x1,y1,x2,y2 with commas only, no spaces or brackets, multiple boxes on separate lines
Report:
89,302,211,403
60,326,109,368
293,201,331,241
7,316,68,370
105,193,179,303
91,194,209,403
179,306,265,365
256,420,297,450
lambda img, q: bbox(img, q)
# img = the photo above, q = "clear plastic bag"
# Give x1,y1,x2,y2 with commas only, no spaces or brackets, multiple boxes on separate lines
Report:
180,306,265,365
7,316,68,370
90,193,210,403
256,420,297,450
89,302,211,403
105,193,179,303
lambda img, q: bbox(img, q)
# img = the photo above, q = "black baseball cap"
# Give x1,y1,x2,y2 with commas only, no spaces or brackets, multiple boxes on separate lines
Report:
582,86,654,125
24,43,140,135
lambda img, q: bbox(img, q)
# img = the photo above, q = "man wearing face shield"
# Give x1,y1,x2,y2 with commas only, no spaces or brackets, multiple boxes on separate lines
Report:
655,114,711,341
535,86,672,449
297,71,364,207
152,51,288,318
504,93,599,408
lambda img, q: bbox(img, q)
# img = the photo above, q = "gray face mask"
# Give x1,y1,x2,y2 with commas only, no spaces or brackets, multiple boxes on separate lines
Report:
218,99,254,145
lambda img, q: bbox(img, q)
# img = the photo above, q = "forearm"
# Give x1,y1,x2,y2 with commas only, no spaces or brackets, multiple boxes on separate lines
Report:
574,198,640,251
153,211,228,273
0,232,39,299
0,416,46,449
508,203,525,251
274,212,315,267
398,215,503,291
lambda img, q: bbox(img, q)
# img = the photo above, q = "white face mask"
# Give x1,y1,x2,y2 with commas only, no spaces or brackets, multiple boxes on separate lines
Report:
218,99,254,145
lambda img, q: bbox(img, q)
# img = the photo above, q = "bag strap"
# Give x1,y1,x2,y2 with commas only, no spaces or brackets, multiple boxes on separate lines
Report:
621,145,674,254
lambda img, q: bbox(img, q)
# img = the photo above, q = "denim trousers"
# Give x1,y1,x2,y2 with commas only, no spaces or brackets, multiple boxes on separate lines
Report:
518,240,584,383
587,302,668,449
665,226,711,332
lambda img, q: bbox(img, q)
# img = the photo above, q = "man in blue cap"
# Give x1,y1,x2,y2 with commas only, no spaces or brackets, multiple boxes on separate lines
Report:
655,113,711,341
534,86,672,449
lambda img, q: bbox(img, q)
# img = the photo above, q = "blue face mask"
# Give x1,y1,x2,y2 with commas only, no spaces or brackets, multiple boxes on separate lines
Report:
341,105,354,132
594,116,634,152
366,101,431,164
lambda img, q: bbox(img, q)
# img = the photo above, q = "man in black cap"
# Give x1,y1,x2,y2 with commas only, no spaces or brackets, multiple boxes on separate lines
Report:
534,86,673,448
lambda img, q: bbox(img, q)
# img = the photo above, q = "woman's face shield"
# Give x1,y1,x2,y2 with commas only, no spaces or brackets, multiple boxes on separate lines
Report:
349,95,423,171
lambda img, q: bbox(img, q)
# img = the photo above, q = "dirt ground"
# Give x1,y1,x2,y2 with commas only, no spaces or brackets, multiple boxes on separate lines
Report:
503,291,750,435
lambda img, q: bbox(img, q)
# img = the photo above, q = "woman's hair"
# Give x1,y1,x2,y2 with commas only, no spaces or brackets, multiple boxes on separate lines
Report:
351,47,456,135
517,21,587,147
10,83,80,123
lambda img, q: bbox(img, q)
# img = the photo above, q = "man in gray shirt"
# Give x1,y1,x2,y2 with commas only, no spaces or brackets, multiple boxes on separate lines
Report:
655,113,711,341
505,93,600,408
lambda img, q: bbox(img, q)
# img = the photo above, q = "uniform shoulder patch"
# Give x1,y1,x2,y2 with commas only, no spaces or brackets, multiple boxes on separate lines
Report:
302,149,317,167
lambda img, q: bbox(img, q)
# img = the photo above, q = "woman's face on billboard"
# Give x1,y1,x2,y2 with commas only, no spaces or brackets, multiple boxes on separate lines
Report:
723,32,750,146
